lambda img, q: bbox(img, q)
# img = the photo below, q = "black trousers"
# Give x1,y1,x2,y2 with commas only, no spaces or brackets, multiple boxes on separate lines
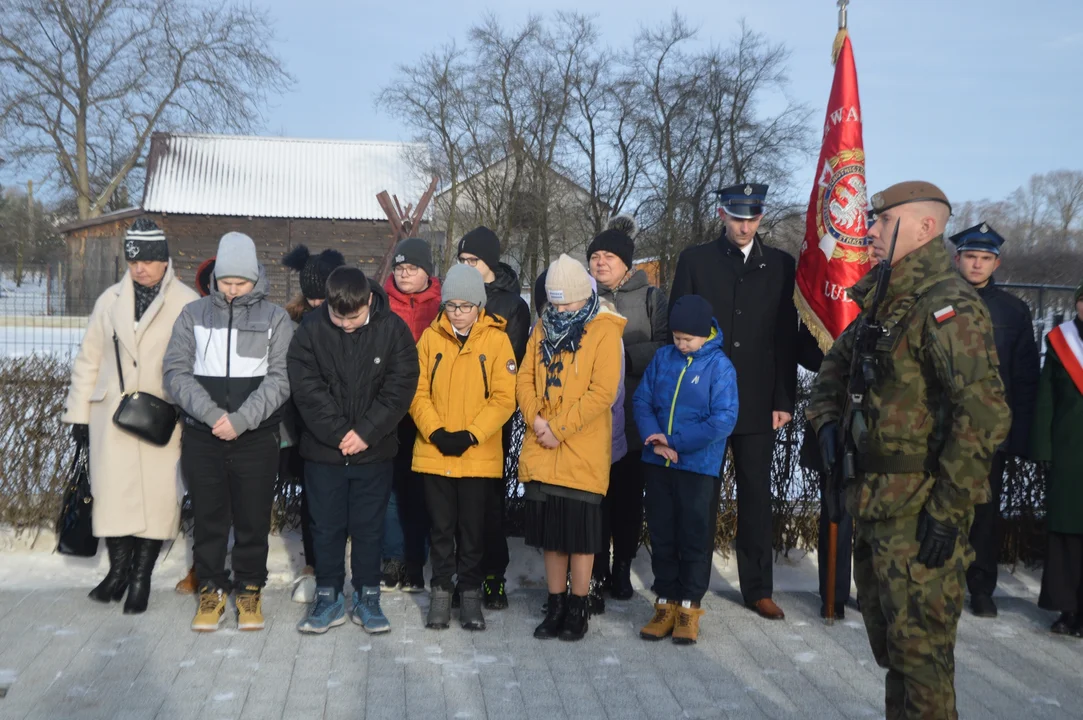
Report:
182,426,279,590
596,453,647,574
393,419,430,570
305,460,393,596
817,471,854,607
967,452,1005,598
1039,532,1083,615
280,446,315,566
424,475,489,591
481,420,514,579
711,432,775,604
644,464,715,603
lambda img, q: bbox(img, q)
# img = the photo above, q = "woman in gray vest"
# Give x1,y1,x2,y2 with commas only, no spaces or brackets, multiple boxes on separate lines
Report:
587,216,668,605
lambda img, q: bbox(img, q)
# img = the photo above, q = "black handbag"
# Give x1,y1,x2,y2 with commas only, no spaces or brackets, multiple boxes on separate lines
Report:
111,332,178,446
56,439,98,557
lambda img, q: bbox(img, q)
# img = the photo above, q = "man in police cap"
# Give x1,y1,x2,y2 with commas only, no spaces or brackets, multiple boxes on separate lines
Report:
807,181,1010,719
669,182,798,620
950,222,1040,618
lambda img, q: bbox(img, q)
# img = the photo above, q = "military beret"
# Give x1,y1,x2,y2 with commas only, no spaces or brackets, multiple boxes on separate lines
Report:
870,181,951,216
715,183,769,219
949,222,1005,256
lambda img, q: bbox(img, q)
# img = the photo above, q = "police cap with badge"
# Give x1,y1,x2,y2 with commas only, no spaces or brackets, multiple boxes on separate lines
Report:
948,222,1005,256
715,183,769,219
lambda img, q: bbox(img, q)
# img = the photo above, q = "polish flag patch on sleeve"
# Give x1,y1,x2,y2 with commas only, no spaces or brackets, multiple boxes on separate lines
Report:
933,306,956,323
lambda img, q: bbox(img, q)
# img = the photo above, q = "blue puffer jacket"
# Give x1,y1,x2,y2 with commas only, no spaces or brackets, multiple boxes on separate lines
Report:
632,322,739,477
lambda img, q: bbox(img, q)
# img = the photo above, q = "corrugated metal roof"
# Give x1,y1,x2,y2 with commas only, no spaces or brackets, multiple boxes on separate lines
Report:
141,133,429,221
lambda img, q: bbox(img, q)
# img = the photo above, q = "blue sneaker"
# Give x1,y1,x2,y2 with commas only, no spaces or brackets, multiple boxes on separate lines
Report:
297,587,346,634
350,586,391,634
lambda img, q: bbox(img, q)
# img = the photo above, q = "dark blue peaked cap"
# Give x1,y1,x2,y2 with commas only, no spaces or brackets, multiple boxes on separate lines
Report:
715,183,769,219
949,222,1005,256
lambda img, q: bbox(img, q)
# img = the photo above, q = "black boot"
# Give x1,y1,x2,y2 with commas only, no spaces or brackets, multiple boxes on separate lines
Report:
534,592,567,639
88,536,136,603
610,559,634,600
587,575,606,616
1051,612,1077,635
559,594,589,641
123,538,163,614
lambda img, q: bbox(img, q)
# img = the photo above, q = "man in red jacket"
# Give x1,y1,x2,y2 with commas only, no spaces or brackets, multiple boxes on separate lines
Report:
382,237,443,591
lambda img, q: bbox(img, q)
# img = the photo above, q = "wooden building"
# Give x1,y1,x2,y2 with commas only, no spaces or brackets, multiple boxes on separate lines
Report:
60,133,429,312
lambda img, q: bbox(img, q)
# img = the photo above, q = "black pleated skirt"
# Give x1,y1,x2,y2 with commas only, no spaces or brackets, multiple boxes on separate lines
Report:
524,491,604,555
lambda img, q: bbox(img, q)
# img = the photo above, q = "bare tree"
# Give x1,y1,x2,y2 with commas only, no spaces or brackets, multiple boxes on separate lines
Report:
0,0,292,219
1042,169,1083,248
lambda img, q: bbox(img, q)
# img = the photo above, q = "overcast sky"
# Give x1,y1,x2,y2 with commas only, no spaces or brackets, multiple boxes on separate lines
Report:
5,0,1081,208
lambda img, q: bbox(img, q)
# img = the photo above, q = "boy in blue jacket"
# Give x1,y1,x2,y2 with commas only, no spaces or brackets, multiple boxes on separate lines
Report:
632,294,738,644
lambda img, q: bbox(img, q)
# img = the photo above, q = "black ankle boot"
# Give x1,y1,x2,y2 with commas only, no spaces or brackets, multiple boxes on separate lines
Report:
1052,612,1078,635
610,559,634,600
88,536,136,603
587,576,606,616
559,594,589,641
123,538,163,614
534,592,567,639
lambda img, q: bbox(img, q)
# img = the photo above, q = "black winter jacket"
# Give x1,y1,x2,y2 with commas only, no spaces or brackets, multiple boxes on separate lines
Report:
485,262,530,364
670,231,798,436
977,279,1040,458
286,284,420,465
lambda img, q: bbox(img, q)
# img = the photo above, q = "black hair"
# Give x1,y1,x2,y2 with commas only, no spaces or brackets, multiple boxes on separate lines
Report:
325,267,370,316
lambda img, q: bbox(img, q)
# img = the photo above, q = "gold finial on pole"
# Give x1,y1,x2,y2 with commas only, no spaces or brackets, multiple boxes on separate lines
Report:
832,0,850,65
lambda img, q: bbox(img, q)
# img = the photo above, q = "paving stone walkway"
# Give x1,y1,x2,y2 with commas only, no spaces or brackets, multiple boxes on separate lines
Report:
1,581,1081,719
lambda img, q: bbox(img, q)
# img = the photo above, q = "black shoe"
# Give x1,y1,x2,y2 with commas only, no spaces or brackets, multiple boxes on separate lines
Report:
426,588,451,630
610,559,634,600
123,538,163,614
1072,618,1083,639
401,565,425,594
1051,612,1077,635
534,592,567,639
380,559,403,592
483,576,508,610
460,588,487,631
587,577,606,616
819,603,845,620
970,594,998,618
89,536,135,604
559,594,589,641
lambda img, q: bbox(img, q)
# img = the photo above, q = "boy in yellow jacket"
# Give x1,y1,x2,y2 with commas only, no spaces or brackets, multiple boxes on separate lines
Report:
410,265,517,631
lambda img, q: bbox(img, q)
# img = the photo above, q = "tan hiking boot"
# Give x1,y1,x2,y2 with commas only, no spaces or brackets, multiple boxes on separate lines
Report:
639,599,678,641
174,567,198,595
192,587,226,632
236,585,265,631
672,602,705,645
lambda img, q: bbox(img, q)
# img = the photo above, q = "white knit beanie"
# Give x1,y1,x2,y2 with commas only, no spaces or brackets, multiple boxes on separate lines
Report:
545,254,593,305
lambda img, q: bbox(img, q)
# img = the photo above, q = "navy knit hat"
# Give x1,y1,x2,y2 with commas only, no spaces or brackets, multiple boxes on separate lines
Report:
457,226,501,271
124,218,169,262
669,295,714,338
283,244,346,300
587,215,637,270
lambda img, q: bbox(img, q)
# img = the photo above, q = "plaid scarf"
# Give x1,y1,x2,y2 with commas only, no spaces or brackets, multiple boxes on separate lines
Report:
133,280,162,322
539,292,600,398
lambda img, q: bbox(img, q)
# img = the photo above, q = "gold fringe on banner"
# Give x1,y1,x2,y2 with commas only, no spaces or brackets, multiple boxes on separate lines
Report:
794,285,837,355
831,28,848,66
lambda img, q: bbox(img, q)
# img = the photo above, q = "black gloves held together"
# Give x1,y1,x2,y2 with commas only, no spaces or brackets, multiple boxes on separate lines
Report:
915,510,958,570
430,428,477,458
817,421,839,478
70,423,90,446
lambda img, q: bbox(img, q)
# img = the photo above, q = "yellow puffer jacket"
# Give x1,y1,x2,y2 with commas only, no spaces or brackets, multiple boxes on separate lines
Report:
517,305,627,495
410,310,517,478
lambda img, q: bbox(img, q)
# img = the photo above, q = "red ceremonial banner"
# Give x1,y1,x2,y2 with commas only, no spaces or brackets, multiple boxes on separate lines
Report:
795,33,873,351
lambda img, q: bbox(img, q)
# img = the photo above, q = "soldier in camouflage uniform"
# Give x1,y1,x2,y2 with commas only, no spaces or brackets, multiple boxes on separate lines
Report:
806,181,1011,720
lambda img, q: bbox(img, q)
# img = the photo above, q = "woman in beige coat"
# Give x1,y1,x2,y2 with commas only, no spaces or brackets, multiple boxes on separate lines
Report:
62,219,198,614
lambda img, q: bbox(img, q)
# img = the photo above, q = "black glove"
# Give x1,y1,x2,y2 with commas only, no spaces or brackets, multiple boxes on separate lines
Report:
430,428,453,455
915,510,958,570
441,430,476,457
817,421,839,479
70,423,89,446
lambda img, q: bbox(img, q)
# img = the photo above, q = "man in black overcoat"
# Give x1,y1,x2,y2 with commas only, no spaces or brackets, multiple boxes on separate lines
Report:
669,183,798,620
950,222,1040,618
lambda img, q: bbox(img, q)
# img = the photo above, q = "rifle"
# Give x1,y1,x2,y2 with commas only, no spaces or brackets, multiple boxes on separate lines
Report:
824,218,899,626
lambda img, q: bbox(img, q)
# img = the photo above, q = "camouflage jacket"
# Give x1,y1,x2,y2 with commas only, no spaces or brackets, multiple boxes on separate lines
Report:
805,237,1011,527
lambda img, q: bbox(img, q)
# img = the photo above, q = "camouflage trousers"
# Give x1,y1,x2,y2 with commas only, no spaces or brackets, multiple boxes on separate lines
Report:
853,514,972,720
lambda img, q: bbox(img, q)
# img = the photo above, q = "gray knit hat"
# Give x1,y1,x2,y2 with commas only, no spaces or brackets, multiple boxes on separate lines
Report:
215,232,259,282
442,264,487,309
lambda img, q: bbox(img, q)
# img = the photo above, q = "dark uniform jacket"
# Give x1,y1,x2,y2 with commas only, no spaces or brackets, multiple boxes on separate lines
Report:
485,262,530,365
286,284,420,466
670,231,798,436
976,280,1040,459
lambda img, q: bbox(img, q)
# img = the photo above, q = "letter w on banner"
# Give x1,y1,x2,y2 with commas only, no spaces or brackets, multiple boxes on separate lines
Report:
794,28,873,352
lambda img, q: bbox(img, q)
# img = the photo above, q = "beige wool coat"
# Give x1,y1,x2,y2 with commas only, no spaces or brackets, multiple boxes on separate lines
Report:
62,262,199,539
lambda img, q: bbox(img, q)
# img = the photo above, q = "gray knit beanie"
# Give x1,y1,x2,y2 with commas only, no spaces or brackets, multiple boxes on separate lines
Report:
215,232,260,282
442,264,487,309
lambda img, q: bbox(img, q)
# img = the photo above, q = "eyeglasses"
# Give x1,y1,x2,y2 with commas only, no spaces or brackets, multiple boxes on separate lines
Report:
393,264,421,277
444,302,478,315
458,256,480,267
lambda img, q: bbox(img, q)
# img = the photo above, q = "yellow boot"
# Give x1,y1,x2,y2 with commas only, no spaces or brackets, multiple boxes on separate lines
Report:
672,601,705,645
191,587,226,632
639,599,678,641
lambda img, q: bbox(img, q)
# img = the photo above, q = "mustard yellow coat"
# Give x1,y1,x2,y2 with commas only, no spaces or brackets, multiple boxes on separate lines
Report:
410,310,517,478
517,306,627,496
